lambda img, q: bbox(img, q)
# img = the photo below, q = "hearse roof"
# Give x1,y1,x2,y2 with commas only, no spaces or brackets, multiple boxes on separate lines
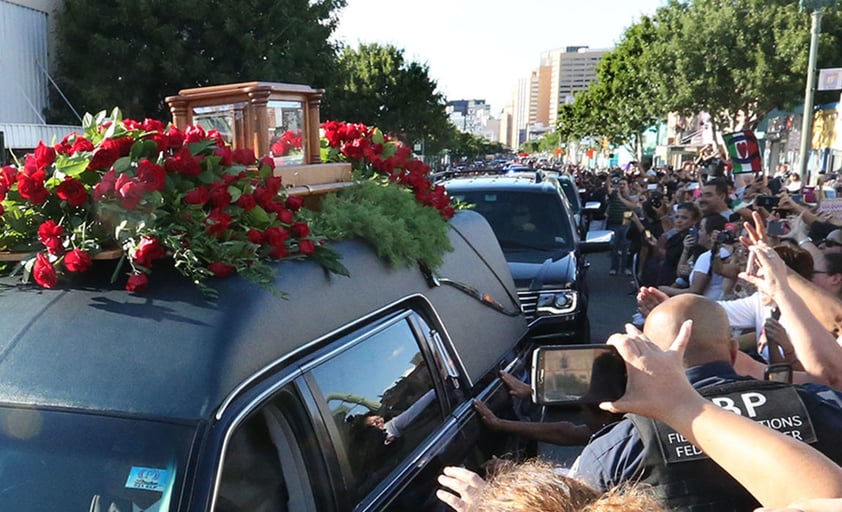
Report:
0,211,525,421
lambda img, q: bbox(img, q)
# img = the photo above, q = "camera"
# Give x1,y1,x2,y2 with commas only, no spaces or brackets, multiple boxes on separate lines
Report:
611,177,620,185
755,195,780,209
716,230,737,244
649,192,663,209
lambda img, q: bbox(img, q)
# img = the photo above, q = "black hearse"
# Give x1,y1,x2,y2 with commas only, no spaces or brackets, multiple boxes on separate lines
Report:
0,211,529,512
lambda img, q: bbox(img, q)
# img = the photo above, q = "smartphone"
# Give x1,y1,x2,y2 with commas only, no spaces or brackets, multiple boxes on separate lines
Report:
687,182,700,191
745,250,758,276
767,220,787,236
790,194,803,204
647,184,658,191
531,345,627,405
755,195,780,209
688,226,699,240
764,363,793,383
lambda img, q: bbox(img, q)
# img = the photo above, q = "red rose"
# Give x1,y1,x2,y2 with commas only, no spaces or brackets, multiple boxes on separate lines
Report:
33,253,58,288
208,261,236,277
38,220,65,255
184,125,206,144
34,141,56,169
208,182,232,209
277,208,294,224
16,173,49,204
213,146,233,167
165,146,202,177
133,236,165,268
184,186,209,205
71,137,94,154
93,169,117,201
88,137,131,170
206,129,226,147
136,159,167,192
291,222,310,238
56,177,88,207
247,228,265,244
64,248,92,273
232,148,256,166
285,195,304,211
125,272,149,292
298,239,316,255
0,165,17,190
165,126,185,149
141,118,166,132
259,156,275,172
205,209,232,237
236,193,256,211
264,226,290,247
115,174,145,210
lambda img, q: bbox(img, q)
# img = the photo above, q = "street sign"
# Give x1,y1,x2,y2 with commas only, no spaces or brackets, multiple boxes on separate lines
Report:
818,68,842,91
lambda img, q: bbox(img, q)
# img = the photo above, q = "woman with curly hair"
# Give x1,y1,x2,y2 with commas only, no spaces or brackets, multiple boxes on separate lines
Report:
437,459,664,512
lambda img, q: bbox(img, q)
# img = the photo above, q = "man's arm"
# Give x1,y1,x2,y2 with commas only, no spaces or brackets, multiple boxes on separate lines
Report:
472,400,592,446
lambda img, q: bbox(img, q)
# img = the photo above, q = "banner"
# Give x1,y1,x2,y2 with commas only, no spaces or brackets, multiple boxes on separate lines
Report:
723,130,763,174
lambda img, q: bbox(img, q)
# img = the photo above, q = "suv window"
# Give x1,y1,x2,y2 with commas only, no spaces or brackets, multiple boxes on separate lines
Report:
309,317,443,504
450,190,574,251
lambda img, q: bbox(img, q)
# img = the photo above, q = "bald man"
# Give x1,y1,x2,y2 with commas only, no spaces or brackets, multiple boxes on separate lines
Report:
571,295,842,511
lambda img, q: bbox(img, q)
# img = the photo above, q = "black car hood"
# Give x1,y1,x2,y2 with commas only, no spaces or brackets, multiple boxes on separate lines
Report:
506,251,576,290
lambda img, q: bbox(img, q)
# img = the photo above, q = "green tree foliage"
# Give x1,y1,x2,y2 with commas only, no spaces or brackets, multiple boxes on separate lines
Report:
48,0,346,123
323,43,452,155
647,0,826,131
447,130,507,161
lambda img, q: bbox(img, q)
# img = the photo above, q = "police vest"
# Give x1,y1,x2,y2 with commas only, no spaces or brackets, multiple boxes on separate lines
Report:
627,379,842,512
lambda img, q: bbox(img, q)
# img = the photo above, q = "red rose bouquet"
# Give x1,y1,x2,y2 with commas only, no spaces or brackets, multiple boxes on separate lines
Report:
0,108,337,295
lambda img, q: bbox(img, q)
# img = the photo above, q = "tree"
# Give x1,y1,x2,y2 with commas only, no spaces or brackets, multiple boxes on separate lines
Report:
323,43,452,155
647,0,821,132
47,0,346,123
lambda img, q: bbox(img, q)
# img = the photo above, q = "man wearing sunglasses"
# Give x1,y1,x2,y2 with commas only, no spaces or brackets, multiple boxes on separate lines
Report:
812,253,842,299
817,230,842,255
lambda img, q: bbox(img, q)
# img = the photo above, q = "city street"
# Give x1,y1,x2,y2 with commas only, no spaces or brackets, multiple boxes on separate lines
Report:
586,249,639,343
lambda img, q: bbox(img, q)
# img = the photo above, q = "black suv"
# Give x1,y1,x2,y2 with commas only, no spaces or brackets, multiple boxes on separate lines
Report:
0,211,531,512
444,171,610,343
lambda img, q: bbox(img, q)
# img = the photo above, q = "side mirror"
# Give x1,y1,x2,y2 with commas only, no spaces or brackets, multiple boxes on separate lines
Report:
580,230,614,253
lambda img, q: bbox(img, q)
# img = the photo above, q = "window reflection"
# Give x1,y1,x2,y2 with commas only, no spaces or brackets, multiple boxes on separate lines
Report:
267,100,304,165
310,319,442,501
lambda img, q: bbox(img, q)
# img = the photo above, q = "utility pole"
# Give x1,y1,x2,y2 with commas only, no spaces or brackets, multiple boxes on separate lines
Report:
797,0,837,180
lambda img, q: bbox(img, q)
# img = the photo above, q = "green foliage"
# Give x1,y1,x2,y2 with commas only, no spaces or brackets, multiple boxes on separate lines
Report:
47,0,346,122
312,181,453,270
323,43,453,156
448,129,508,160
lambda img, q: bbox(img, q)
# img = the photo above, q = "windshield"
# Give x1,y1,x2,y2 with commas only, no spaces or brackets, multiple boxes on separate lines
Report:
0,406,196,512
450,190,575,252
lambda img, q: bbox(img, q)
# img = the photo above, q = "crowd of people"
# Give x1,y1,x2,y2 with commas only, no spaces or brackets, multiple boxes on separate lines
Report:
434,160,842,512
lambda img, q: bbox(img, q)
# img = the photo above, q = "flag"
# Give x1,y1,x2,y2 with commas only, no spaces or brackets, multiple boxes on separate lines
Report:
723,130,762,174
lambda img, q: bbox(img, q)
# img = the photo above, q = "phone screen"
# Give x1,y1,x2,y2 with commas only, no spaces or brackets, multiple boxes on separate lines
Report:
531,345,627,405
764,363,793,383
767,220,786,236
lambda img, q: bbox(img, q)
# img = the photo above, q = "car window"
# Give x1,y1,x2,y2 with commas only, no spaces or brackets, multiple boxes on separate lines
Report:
558,179,581,212
309,317,443,505
450,190,574,251
0,407,194,512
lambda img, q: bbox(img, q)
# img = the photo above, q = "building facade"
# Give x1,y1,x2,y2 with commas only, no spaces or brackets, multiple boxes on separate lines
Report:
1,0,79,154
545,46,609,127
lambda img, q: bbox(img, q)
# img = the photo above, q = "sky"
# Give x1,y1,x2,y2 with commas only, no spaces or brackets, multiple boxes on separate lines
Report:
331,0,668,115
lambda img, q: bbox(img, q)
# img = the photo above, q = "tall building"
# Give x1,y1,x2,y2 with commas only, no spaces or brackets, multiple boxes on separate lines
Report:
510,78,529,149
544,46,610,127
446,99,496,141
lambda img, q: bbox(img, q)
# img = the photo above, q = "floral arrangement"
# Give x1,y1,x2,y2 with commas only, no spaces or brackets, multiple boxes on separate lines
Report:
0,109,339,295
321,121,454,220
0,110,456,295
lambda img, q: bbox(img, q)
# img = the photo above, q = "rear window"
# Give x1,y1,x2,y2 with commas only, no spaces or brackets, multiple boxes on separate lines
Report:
0,406,195,511
448,190,574,251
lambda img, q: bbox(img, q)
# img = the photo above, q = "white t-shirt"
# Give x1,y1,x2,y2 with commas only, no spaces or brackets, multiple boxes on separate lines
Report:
690,247,731,300
717,292,775,343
